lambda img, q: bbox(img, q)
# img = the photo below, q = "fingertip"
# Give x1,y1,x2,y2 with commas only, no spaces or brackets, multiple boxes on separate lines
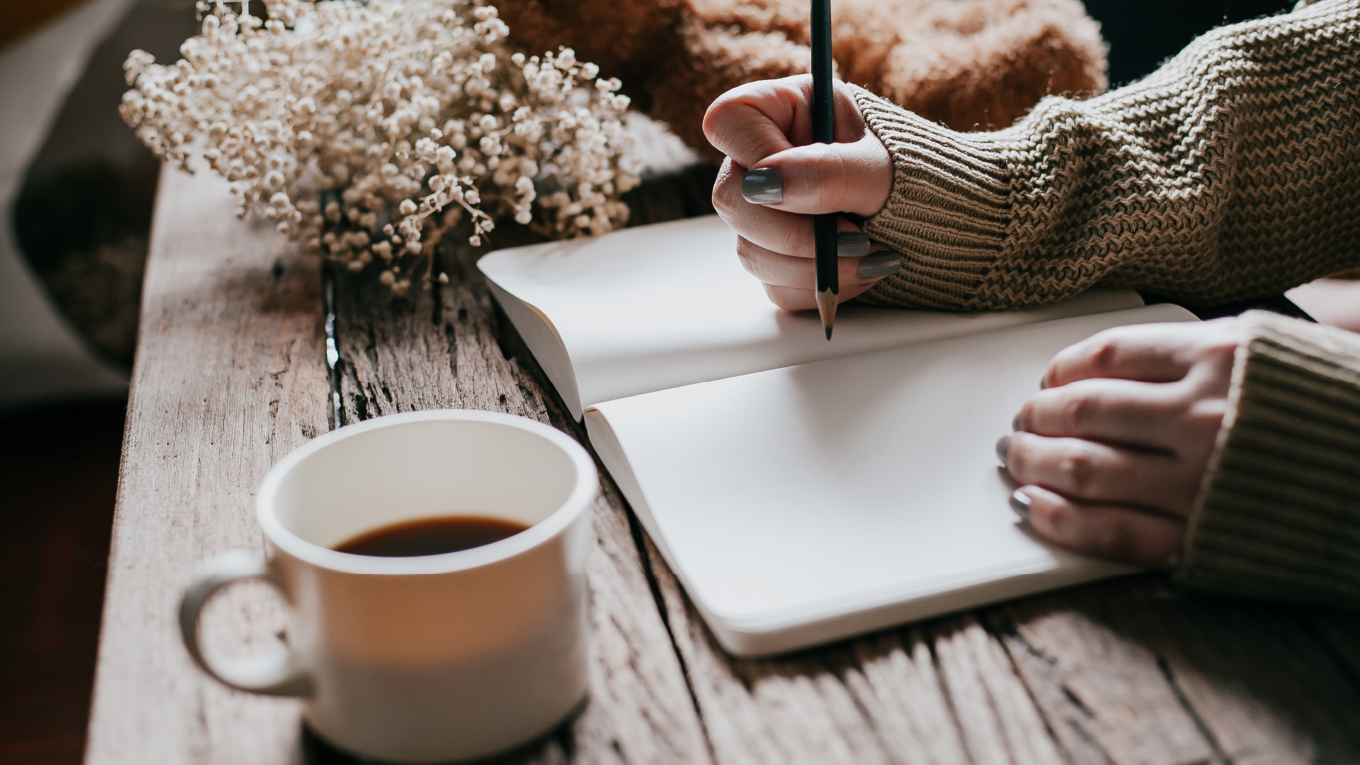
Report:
702,88,742,146
764,283,815,312
1014,485,1186,567
1013,484,1063,531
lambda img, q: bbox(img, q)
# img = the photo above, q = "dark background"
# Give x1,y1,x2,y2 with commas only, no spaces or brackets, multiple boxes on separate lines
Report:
1085,0,1294,87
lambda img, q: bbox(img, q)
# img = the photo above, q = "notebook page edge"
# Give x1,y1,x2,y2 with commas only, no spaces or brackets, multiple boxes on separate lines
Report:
483,279,583,419
583,407,683,569
708,558,1136,657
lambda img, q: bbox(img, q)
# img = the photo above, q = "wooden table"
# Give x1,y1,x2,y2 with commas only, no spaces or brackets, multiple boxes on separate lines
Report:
85,157,1360,765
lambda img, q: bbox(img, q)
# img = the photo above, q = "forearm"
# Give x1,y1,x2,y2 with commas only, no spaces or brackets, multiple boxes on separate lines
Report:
854,0,1360,311
1179,312,1360,607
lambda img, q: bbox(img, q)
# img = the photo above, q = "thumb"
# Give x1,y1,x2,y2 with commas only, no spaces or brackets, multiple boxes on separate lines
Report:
741,135,891,217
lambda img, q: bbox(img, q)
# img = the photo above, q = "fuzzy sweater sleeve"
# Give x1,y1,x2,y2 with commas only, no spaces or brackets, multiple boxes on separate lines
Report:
1179,311,1360,606
849,0,1360,311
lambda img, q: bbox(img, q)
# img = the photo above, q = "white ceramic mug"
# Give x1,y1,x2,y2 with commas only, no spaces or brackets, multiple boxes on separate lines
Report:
179,410,597,763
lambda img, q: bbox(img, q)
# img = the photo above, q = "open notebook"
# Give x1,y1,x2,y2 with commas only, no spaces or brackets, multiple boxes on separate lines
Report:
479,216,1198,656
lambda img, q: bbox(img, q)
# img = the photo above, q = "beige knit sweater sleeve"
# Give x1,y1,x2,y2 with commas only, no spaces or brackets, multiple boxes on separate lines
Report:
850,0,1360,311
1182,311,1360,606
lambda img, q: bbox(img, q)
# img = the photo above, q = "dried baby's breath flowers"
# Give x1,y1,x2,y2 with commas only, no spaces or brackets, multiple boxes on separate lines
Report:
121,0,639,295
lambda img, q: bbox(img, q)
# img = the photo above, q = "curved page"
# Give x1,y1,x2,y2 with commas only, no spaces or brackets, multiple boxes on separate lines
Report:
478,216,1144,419
585,303,1197,656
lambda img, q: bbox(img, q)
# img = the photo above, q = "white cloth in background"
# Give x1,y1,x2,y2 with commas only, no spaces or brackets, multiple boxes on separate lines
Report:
0,0,134,412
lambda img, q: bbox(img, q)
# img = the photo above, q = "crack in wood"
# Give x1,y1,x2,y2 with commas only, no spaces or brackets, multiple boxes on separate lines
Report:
444,322,458,380
1157,656,1231,765
351,384,371,422
363,320,378,362
1059,685,1093,721
925,632,975,765
365,382,384,417
825,651,899,761
490,300,517,362
323,268,344,430
984,610,1096,764
430,251,444,328
1060,720,1116,765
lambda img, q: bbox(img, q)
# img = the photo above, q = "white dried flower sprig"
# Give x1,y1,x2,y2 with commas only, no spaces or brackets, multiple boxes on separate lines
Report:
121,0,640,295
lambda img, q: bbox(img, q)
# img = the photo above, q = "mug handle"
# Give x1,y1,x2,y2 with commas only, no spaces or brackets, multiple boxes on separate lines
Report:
178,550,315,697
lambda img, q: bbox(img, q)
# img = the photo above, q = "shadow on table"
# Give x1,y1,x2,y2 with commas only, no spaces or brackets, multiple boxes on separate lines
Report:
299,721,575,765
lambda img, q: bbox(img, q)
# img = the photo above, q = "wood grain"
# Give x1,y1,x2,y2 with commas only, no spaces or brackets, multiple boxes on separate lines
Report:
644,529,1075,765
992,576,1360,765
646,524,1360,765
990,584,1215,765
85,164,330,765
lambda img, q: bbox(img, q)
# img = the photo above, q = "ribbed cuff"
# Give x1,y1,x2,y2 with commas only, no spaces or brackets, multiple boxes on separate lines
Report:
1179,311,1360,607
849,85,1012,310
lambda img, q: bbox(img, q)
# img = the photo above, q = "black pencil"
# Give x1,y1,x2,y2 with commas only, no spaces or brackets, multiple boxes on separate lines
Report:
810,0,837,340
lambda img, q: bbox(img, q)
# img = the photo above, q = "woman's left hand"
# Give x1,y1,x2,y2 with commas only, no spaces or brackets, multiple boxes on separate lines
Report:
1001,318,1245,568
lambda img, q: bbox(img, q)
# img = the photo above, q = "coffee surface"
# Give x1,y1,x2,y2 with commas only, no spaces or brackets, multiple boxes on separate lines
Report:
334,515,529,557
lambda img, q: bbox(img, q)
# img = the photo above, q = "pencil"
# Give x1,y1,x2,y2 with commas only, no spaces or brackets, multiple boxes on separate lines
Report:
810,0,837,340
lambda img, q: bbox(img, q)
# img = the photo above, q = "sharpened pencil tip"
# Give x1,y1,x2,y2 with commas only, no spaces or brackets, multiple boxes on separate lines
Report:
815,288,838,341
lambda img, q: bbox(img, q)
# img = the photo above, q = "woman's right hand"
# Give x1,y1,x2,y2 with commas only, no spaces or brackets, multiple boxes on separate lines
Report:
703,75,896,311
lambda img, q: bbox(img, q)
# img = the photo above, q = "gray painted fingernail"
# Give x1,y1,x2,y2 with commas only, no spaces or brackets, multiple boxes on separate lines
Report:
858,252,902,278
995,434,1012,468
1039,376,1048,390
1012,413,1022,432
837,232,871,258
1010,490,1032,522
741,167,783,204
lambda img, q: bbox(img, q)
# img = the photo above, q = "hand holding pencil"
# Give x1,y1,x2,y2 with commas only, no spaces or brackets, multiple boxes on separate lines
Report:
810,0,837,338
703,75,897,319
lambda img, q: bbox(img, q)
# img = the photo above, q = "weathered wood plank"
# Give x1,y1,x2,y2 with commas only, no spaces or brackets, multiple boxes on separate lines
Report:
991,583,1218,765
85,165,331,765
838,628,972,764
648,525,1360,765
993,576,1360,765
1125,586,1360,764
643,532,1070,765
328,179,714,765
928,615,1064,765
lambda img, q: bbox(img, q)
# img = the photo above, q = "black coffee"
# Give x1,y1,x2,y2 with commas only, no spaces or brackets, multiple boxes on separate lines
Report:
334,515,529,557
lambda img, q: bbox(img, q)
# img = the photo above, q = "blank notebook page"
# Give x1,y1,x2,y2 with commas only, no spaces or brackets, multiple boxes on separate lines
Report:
586,303,1198,655
479,215,1145,418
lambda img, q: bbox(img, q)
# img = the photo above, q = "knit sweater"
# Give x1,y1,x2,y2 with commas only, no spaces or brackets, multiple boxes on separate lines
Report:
852,0,1359,312
849,0,1360,606
1184,311,1360,606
